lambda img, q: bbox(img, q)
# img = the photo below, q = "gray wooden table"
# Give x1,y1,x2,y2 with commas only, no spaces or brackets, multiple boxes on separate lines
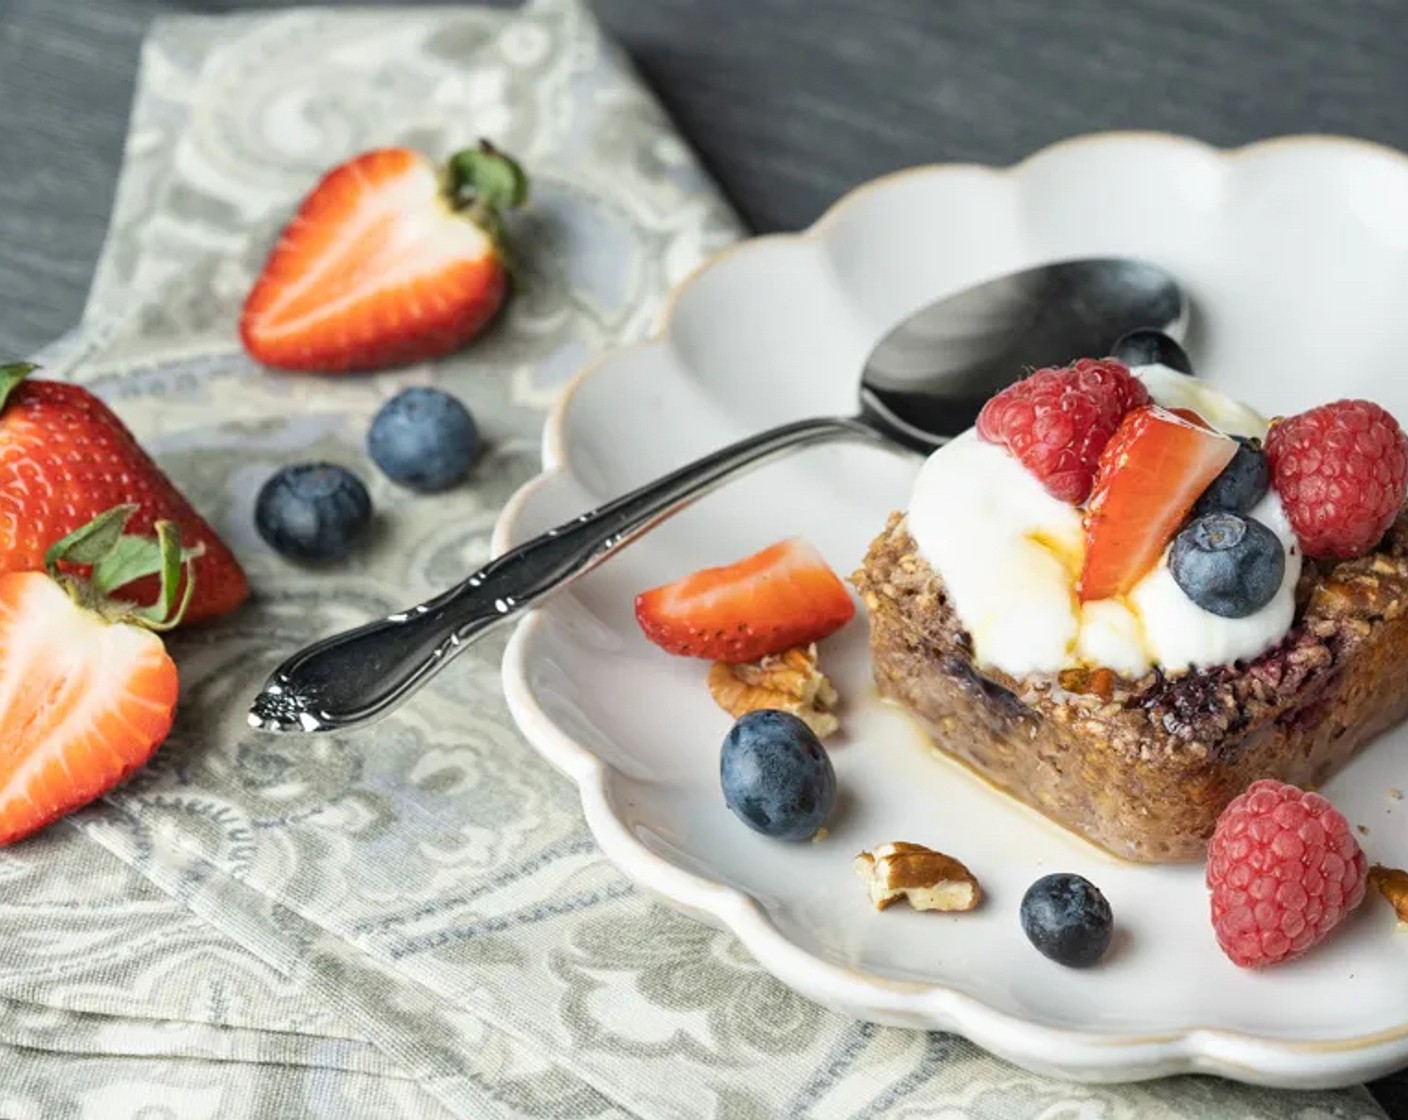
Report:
2,0,1407,1113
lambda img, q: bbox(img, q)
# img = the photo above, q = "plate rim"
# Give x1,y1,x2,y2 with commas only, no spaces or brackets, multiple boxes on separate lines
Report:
493,130,1408,1087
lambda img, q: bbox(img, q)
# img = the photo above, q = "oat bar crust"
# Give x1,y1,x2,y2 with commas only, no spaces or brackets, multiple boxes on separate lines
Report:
852,512,1408,862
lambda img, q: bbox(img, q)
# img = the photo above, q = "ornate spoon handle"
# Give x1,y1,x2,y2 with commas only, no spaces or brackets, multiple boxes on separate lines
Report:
249,414,885,733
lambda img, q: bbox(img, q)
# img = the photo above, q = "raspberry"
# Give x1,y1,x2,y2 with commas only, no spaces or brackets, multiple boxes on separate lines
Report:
1265,399,1408,560
1206,779,1367,968
976,358,1149,503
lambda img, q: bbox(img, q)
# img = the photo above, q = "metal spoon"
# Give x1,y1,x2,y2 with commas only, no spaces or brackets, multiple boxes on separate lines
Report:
249,257,1187,734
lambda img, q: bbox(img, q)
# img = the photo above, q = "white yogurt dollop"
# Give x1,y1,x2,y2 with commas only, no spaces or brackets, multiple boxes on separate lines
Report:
1132,364,1269,440
905,365,1301,678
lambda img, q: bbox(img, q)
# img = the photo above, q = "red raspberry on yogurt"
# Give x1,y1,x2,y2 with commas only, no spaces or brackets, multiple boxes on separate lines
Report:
976,358,1149,504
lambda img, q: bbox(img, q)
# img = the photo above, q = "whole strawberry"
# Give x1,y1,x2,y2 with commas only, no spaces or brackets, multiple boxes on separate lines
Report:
0,363,248,624
241,140,528,373
1266,399,1408,560
976,358,1149,503
0,507,190,845
1207,779,1367,968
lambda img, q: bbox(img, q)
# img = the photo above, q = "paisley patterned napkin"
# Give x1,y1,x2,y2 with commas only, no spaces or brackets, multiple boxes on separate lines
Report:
0,3,1389,1117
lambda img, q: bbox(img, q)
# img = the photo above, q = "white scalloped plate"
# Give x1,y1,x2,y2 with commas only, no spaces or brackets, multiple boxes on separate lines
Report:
495,132,1408,1088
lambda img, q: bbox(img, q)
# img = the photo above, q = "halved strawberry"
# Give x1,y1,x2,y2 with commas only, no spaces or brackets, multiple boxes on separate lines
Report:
1079,405,1238,602
635,538,855,662
1169,406,1210,429
0,507,191,845
241,141,528,373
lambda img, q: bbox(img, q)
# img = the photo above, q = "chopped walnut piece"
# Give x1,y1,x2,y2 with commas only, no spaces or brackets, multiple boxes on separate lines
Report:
707,644,839,737
853,842,980,913
1369,865,1408,928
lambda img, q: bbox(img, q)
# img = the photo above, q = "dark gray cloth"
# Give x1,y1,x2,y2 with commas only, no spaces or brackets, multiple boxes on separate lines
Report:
1,1,1406,1113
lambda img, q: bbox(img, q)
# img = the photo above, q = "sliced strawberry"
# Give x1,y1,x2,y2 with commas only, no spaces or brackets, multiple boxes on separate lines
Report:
0,509,188,845
241,142,528,374
635,538,855,662
1079,405,1238,602
1169,406,1210,429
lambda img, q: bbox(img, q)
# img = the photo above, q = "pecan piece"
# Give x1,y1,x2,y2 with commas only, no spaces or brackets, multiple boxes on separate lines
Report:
708,644,839,737
853,841,980,913
1369,865,1408,927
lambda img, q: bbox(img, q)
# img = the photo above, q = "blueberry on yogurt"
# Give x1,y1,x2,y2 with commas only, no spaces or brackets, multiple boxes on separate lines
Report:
1193,436,1271,516
720,710,836,841
1171,511,1285,618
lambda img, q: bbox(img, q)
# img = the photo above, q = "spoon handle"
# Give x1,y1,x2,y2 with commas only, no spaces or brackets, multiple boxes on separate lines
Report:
249,414,886,734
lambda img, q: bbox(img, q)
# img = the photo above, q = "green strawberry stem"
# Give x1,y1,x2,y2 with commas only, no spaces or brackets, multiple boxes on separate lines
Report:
0,362,37,413
45,505,202,631
444,139,529,245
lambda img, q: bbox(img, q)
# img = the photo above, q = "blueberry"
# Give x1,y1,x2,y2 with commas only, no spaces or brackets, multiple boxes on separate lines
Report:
1110,328,1193,375
1020,873,1113,968
255,463,372,562
1171,512,1285,618
1194,436,1270,516
368,387,479,492
720,710,836,841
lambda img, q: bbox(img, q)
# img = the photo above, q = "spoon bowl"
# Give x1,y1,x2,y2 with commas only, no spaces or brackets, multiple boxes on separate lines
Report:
860,258,1186,450
250,257,1186,734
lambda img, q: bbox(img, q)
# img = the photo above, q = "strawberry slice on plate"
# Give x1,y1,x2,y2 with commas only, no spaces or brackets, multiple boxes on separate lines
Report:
1079,405,1238,602
0,507,192,845
0,363,248,624
241,141,528,373
635,538,855,662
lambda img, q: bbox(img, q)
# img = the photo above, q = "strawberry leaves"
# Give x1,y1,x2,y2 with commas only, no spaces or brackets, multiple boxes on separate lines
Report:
131,522,200,629
0,362,37,413
45,505,201,630
448,139,530,213
44,503,134,569
446,139,530,254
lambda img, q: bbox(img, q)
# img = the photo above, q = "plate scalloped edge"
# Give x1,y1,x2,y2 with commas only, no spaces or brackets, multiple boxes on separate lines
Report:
493,130,1408,1088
